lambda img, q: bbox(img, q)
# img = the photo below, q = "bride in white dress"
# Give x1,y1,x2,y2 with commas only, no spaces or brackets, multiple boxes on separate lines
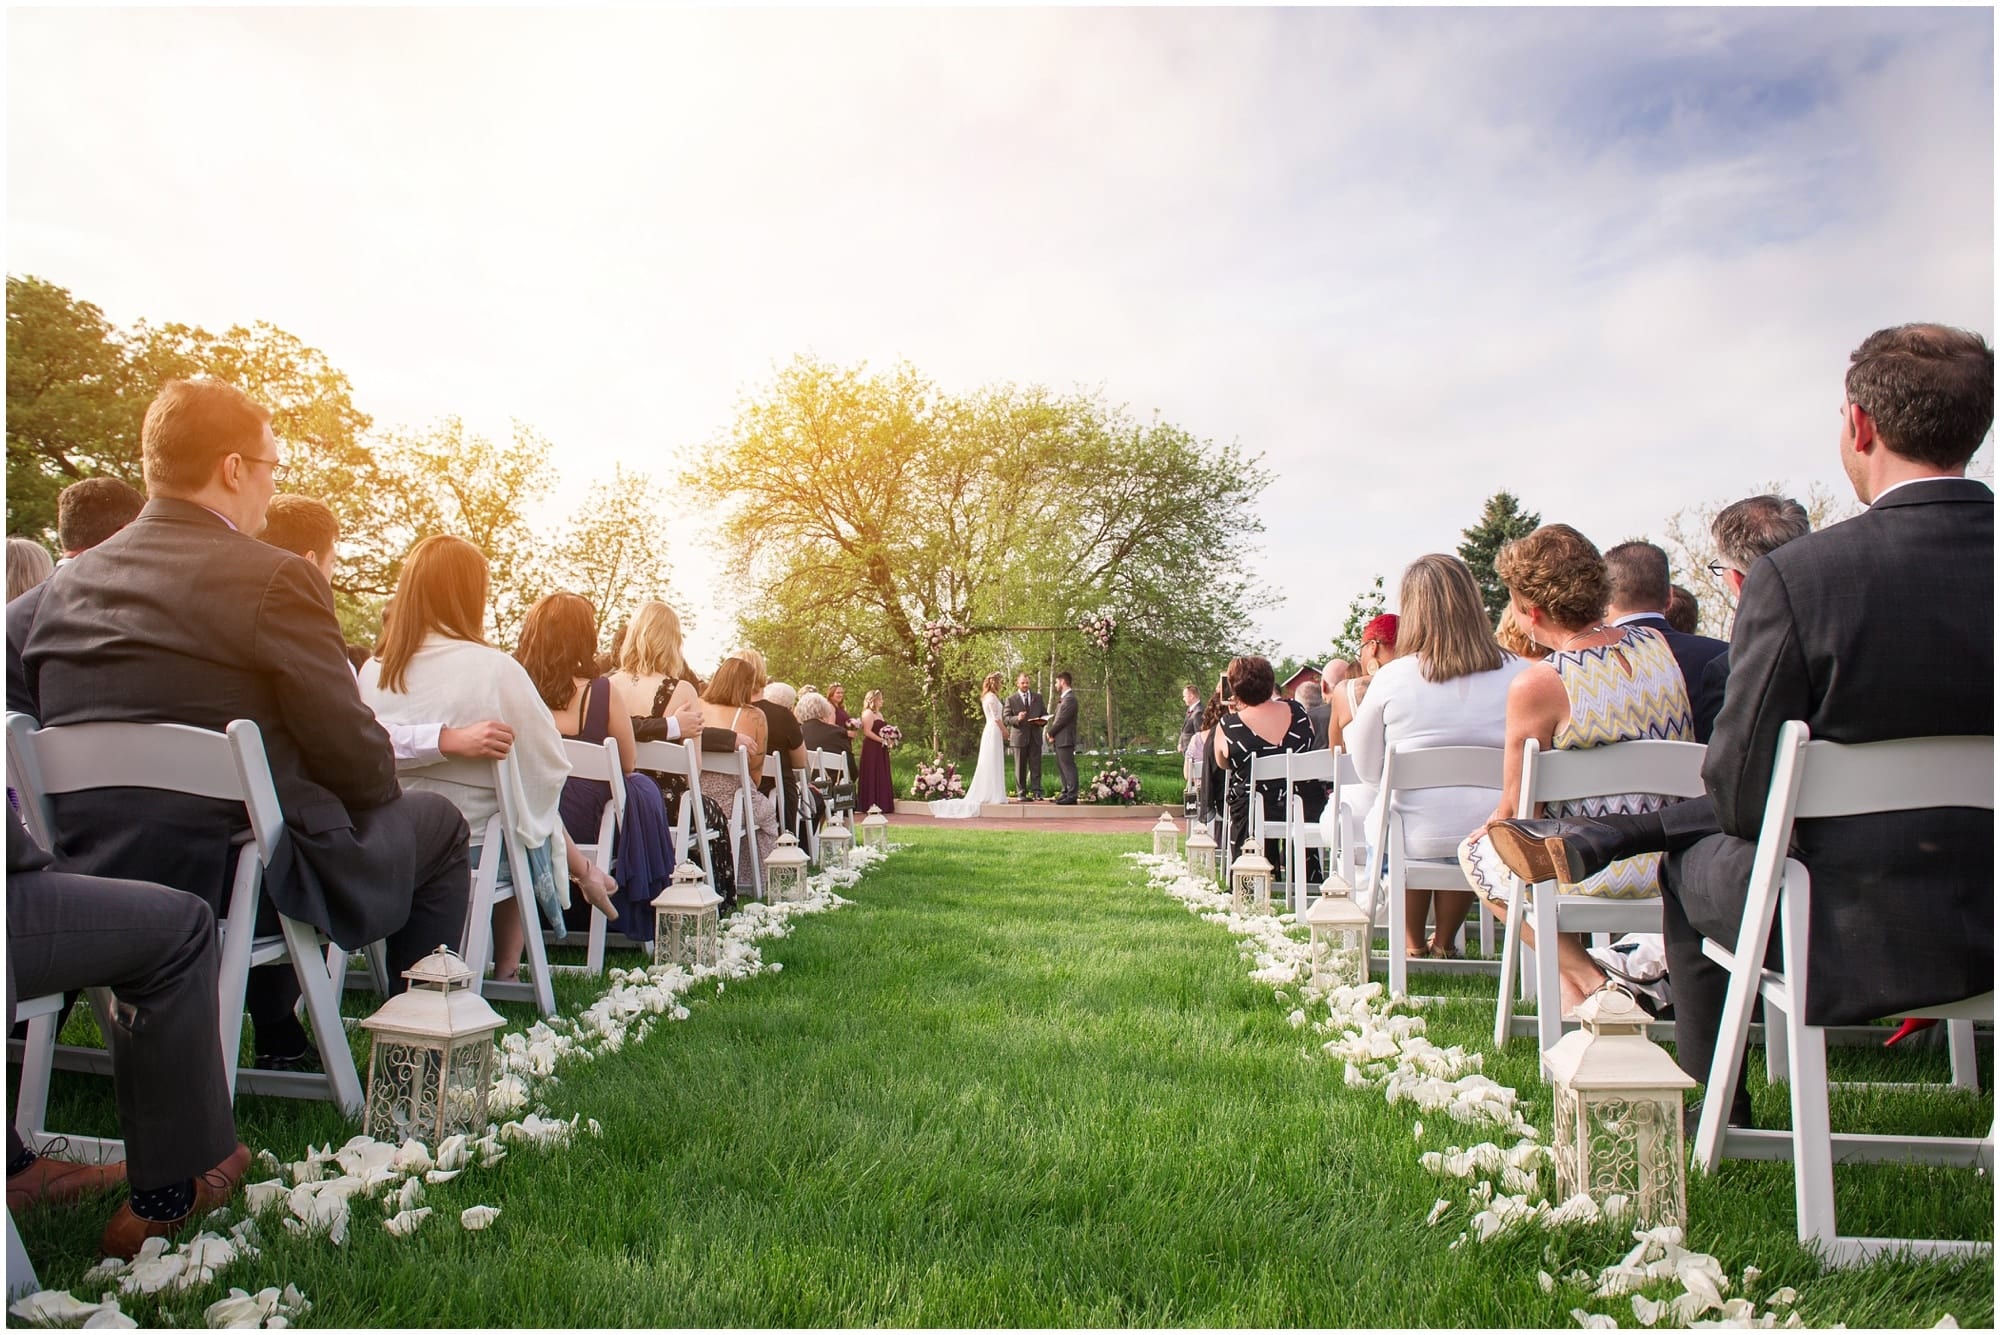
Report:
929,673,1011,819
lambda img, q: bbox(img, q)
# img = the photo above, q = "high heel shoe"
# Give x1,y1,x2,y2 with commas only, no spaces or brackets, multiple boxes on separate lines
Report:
577,867,621,922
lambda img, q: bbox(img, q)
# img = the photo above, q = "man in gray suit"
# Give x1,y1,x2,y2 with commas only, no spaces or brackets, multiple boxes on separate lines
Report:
1047,671,1080,804
1005,672,1045,800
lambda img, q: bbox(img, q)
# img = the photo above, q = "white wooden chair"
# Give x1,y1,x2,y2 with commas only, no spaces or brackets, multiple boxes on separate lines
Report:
700,748,765,900
1295,749,1367,907
810,748,855,825
552,736,626,976
635,738,719,886
1246,752,1299,909
4,713,364,1118
762,753,789,834
1281,748,1339,912
396,752,556,1017
1489,736,1709,1065
1361,745,1505,998
1692,722,1993,1267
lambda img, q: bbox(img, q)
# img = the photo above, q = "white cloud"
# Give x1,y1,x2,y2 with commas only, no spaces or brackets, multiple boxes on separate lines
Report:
7,8,1990,665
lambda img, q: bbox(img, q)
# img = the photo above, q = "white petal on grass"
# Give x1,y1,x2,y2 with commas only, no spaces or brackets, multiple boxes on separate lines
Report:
384,1207,433,1237
1571,1310,1619,1329
461,1205,501,1230
10,1290,113,1323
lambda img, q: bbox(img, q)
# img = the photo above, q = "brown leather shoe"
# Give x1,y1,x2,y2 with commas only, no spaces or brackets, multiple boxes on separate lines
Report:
99,1142,252,1260
6,1142,126,1213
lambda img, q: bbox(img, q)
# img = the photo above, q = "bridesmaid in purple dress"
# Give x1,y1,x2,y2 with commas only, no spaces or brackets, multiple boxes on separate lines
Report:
856,688,896,814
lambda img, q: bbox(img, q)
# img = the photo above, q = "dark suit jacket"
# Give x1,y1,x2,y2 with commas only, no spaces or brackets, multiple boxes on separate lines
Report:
1304,701,1332,751
1005,690,1044,749
1046,689,1079,749
1690,478,1992,1024
5,579,48,717
1619,613,1728,739
1690,649,1730,744
19,498,416,949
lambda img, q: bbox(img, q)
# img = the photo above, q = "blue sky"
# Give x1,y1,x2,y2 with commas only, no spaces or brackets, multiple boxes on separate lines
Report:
7,7,1992,665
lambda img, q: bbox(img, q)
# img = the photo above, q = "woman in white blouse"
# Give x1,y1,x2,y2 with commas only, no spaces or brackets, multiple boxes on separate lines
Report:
1344,555,1526,960
359,536,617,983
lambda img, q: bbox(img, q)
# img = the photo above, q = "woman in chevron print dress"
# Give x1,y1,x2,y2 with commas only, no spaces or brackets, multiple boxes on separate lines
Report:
1458,524,1693,1012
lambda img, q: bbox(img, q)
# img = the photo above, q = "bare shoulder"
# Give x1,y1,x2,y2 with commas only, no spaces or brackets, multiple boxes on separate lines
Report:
1507,661,1567,707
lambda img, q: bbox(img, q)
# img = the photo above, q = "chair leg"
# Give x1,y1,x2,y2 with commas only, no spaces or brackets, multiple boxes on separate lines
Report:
1493,892,1525,1050
1948,1019,1979,1091
6,1209,37,1303
1385,864,1406,999
585,909,607,975
1694,962,1762,1173
1533,883,1562,1071
1766,1017,1790,1084
1785,1009,1838,1256
14,1013,55,1145
281,918,363,1117
1477,901,1494,958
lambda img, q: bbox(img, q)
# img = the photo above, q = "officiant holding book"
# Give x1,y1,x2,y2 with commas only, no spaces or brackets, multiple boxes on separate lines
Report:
1005,673,1046,801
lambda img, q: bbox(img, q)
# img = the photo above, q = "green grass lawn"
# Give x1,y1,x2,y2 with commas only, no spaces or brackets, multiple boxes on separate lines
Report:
11,828,1991,1327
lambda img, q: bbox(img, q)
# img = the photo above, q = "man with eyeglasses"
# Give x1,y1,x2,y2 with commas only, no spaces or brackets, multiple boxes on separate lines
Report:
1688,496,1811,739
19,378,471,1092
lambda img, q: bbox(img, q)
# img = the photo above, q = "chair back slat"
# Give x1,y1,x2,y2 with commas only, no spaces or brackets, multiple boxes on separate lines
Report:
1384,744,1504,791
1287,750,1336,784
1521,737,1709,807
7,715,285,864
562,736,625,826
633,739,693,779
1248,752,1290,785
1793,734,1994,819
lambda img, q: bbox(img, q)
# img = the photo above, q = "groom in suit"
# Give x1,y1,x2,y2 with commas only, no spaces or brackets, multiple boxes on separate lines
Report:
1047,671,1080,804
1006,673,1045,801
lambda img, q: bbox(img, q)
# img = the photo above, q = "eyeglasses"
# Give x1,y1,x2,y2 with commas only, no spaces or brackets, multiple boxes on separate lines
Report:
240,455,291,483
1706,560,1738,579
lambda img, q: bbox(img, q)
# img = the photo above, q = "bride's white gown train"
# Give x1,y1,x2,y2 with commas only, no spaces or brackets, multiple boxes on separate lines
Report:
929,692,1010,819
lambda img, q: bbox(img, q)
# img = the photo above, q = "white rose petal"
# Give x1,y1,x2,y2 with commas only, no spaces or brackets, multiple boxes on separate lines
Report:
384,1206,433,1237
11,1290,112,1324
461,1204,501,1230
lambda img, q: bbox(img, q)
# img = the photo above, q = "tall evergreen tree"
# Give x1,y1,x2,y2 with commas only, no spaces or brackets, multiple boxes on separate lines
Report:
1457,491,1540,624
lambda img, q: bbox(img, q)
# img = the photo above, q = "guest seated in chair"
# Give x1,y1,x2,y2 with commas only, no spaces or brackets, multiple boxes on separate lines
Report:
360,536,616,982
1482,323,1993,1126
6,809,251,1260
18,379,469,1070
514,591,678,941
701,657,782,868
1344,555,1526,960
1456,523,1692,1018
1213,654,1325,879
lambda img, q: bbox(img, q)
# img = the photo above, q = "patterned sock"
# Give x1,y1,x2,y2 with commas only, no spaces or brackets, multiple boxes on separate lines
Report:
7,1147,35,1178
128,1178,196,1222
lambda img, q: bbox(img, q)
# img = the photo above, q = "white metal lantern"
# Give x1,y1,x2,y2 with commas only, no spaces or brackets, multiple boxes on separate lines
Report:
765,831,811,904
1185,826,1219,881
860,805,890,852
359,947,506,1146
1305,879,1371,990
652,861,723,969
818,813,853,871
1545,986,1697,1229
1152,813,1180,857
1230,841,1274,915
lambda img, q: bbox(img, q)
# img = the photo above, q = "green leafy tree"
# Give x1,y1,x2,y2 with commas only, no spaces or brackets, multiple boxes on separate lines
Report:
6,276,147,540
1458,491,1541,624
714,356,1271,763
545,464,679,635
1328,574,1386,663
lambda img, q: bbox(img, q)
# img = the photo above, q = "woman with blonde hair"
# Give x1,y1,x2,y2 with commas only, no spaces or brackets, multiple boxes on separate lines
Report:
1343,554,1527,958
1459,523,1693,1014
612,600,706,744
701,655,781,880
361,537,617,983
855,687,897,813
6,537,53,603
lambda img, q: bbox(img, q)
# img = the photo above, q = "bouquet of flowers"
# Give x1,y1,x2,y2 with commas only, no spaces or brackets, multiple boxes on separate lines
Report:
1087,761,1143,804
922,617,970,656
878,723,904,751
910,753,966,800
1077,611,1118,651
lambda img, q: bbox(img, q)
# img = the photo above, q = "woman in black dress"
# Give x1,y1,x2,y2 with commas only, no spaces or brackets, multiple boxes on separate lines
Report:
1213,655,1326,878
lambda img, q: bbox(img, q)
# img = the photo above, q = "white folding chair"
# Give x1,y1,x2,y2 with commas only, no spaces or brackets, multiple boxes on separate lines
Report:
1692,723,1993,1267
1246,752,1295,906
1362,745,1504,998
553,736,626,976
1489,737,1709,1064
398,752,557,1017
10,989,122,1165
763,753,789,834
5,713,364,1117
1283,749,1338,912
700,748,766,900
636,738,718,887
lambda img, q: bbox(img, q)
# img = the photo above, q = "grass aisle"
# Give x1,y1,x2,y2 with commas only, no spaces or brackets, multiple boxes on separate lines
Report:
14,827,1993,1326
